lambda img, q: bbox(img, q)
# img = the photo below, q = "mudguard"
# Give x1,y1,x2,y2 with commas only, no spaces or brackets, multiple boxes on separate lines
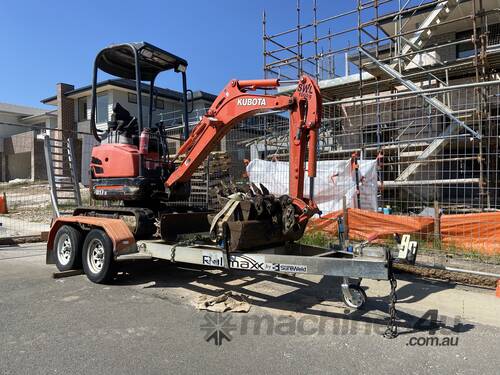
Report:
46,216,136,264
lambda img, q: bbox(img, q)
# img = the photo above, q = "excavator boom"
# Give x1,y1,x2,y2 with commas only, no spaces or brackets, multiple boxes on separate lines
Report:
166,75,322,225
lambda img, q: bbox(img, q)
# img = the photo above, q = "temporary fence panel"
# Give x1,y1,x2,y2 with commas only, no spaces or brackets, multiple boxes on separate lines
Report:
0,125,95,239
307,208,500,256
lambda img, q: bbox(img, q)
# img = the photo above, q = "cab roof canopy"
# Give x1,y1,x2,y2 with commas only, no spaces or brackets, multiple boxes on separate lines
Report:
95,42,188,81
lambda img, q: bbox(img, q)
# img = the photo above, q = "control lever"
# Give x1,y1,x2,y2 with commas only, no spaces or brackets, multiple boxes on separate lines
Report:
352,233,379,255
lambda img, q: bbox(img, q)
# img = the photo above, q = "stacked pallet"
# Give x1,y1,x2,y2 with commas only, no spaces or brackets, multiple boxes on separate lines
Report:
175,151,232,208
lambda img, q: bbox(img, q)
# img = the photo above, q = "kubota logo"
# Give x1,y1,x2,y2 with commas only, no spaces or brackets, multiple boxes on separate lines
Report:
237,98,267,106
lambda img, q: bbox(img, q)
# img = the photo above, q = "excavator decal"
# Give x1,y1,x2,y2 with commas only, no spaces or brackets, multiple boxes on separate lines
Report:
236,98,267,106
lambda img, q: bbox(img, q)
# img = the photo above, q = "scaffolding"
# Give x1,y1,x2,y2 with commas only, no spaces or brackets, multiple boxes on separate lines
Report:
118,1,500,256
261,0,500,215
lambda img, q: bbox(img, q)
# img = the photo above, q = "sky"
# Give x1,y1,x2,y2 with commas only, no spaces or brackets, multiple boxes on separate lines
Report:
0,0,356,109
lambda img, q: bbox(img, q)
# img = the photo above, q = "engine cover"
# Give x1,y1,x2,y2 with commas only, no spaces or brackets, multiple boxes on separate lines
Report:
90,176,165,201
90,143,140,178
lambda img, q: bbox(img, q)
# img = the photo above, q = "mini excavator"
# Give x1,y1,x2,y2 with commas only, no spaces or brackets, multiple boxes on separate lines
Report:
75,42,322,251
47,44,407,324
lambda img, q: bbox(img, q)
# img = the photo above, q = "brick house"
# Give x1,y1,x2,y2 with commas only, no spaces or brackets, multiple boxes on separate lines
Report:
0,102,56,181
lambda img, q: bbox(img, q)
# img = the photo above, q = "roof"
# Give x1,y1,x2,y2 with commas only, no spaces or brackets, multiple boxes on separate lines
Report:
189,90,217,101
41,78,217,104
0,102,48,116
22,109,57,121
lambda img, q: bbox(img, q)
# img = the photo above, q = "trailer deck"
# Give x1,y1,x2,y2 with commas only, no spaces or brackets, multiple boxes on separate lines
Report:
136,240,390,280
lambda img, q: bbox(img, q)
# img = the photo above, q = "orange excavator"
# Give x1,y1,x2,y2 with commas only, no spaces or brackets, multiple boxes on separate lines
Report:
77,42,322,243
47,41,323,279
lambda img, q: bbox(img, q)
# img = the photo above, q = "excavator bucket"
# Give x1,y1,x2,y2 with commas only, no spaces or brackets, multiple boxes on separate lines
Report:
224,219,305,252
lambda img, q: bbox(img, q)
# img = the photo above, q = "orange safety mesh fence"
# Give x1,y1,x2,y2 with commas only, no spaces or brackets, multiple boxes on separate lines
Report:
308,208,433,242
307,209,500,255
307,210,342,234
348,208,434,242
441,213,500,256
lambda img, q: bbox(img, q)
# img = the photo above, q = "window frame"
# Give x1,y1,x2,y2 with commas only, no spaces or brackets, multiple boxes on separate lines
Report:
96,93,109,124
128,92,137,104
455,29,476,59
155,98,165,110
77,97,88,122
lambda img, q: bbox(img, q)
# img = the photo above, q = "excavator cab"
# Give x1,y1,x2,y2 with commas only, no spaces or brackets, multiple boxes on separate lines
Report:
89,42,191,204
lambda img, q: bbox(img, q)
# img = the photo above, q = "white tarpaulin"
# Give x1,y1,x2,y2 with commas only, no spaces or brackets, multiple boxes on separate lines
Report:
246,159,378,214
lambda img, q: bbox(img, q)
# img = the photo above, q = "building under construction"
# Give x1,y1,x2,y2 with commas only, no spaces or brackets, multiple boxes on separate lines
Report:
2,0,499,254
260,0,500,215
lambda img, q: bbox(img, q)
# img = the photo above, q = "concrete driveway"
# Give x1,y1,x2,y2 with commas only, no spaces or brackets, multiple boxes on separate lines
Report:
1,243,499,375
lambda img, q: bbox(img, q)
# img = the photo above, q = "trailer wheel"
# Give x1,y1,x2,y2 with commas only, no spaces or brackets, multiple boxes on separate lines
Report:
341,285,367,309
54,225,83,271
82,229,115,284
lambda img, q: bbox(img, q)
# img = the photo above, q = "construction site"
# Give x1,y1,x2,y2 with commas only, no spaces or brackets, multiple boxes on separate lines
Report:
265,0,498,203
1,0,500,256
201,0,500,258
1,1,500,373
157,0,500,258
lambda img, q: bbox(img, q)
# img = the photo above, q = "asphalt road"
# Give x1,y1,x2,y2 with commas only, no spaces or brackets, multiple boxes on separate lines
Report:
0,243,498,375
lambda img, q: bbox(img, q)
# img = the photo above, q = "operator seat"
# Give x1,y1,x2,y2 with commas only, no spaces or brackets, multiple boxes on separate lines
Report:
107,103,138,137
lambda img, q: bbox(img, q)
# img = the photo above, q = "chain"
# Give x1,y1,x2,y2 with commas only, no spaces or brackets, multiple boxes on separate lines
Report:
170,244,177,263
170,236,204,264
383,255,399,339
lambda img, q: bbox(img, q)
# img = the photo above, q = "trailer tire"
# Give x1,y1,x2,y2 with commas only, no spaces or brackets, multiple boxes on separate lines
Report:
82,229,115,284
54,225,83,271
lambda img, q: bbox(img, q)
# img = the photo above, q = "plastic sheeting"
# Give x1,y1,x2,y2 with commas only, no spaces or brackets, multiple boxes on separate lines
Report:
246,159,378,213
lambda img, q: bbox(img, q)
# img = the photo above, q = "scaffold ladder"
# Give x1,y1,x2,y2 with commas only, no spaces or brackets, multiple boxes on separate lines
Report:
359,47,480,182
397,0,461,65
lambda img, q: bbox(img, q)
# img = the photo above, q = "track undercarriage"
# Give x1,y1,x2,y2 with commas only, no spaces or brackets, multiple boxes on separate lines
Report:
78,182,306,252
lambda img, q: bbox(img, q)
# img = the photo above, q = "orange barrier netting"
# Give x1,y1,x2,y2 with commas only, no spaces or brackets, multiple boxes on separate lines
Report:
441,212,500,256
307,209,500,255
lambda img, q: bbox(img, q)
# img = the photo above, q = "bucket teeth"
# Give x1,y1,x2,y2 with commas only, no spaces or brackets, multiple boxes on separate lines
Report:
259,183,270,196
214,182,304,251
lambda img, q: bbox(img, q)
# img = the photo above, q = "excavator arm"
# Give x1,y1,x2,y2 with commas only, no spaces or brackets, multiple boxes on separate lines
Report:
166,75,322,226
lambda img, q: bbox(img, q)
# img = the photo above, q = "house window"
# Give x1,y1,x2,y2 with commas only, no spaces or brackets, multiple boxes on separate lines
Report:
96,93,109,123
141,96,150,107
128,93,137,104
34,125,45,135
78,97,88,121
456,24,500,59
456,29,476,59
489,23,500,46
155,98,164,110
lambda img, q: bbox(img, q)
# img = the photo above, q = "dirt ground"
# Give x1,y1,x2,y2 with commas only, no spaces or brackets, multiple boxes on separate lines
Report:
1,181,91,217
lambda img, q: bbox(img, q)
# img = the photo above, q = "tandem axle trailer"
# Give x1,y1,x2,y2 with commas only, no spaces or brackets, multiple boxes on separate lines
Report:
47,216,416,338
